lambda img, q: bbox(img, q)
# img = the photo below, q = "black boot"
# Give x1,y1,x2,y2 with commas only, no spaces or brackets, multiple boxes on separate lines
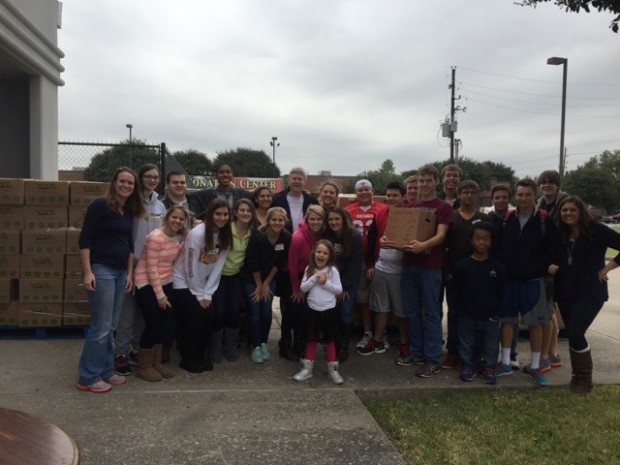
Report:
338,323,352,363
279,337,298,362
570,347,593,395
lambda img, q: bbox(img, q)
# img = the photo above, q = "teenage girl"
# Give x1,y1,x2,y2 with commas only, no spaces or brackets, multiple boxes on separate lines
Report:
293,239,344,384
133,206,188,382
172,198,232,374
211,199,259,362
253,187,273,226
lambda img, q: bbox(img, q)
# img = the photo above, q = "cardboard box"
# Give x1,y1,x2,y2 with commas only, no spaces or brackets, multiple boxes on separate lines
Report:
0,279,15,303
70,181,108,206
24,180,69,206
65,254,83,277
0,205,24,229
20,255,65,279
62,302,91,326
18,279,63,303
21,230,66,254
0,302,19,326
64,277,88,302
23,206,67,230
68,206,88,229
0,230,20,254
0,178,24,205
66,228,81,255
18,303,62,327
0,255,19,278
384,207,436,249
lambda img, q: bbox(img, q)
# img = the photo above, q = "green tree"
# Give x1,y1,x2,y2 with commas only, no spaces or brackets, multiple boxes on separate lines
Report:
346,159,402,194
213,147,280,177
83,139,159,182
563,150,620,211
171,149,212,175
516,0,620,32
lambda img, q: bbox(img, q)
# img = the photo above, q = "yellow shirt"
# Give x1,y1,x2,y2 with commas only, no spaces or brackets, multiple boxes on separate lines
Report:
223,222,251,276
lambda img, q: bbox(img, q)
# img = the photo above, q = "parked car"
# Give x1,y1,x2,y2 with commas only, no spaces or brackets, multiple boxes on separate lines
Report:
602,213,620,224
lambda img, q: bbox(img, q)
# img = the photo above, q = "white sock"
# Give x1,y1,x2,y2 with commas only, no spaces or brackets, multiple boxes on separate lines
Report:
502,348,511,366
531,352,541,370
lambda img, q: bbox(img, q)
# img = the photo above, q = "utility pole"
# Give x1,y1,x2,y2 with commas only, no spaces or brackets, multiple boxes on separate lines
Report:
450,67,456,164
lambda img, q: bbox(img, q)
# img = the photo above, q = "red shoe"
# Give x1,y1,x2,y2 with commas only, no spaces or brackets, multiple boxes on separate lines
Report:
440,355,459,369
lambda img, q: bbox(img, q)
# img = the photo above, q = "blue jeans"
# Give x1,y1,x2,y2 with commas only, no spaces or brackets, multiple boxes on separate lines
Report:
401,265,442,365
78,264,127,385
244,281,275,348
457,316,499,369
338,281,359,324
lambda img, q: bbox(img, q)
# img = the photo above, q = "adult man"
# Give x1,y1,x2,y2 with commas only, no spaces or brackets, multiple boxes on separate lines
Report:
190,163,251,219
437,164,462,210
534,170,570,371
442,180,489,369
345,179,389,349
400,164,453,377
358,182,408,360
495,179,556,385
404,175,419,204
272,167,318,233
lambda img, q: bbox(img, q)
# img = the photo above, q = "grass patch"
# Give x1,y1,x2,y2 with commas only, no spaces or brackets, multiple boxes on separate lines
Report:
366,385,620,465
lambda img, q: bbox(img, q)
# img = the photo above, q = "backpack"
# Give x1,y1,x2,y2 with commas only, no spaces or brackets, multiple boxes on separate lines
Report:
502,208,548,237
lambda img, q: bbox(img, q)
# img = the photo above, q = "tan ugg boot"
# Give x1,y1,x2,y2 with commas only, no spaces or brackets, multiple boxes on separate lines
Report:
136,348,162,382
153,344,175,379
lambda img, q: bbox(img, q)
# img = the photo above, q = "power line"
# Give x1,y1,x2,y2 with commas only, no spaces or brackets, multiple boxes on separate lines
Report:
461,81,620,101
461,88,620,108
458,66,620,87
464,96,620,118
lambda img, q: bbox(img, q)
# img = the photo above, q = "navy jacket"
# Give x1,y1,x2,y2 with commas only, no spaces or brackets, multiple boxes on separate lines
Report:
271,188,318,233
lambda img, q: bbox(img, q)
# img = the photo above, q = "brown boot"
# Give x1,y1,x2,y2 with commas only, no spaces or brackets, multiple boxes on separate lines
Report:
153,344,175,379
136,348,162,382
570,347,593,395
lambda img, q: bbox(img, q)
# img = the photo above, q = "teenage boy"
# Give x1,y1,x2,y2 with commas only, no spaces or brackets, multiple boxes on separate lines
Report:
534,170,569,371
495,179,556,386
400,164,453,377
345,179,389,349
453,222,506,385
358,182,408,359
272,167,318,233
438,164,462,210
441,180,489,369
190,163,251,219
404,175,419,204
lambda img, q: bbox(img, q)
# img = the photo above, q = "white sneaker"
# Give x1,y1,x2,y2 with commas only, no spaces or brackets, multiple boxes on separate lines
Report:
356,332,372,349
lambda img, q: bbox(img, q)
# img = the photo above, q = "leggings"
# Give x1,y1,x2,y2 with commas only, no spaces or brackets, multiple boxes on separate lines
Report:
135,283,175,348
558,299,604,351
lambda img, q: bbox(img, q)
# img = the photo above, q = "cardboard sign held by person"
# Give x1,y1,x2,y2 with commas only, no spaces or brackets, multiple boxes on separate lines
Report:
385,207,436,249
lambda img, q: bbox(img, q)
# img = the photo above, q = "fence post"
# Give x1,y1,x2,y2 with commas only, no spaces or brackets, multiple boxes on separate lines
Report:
159,142,166,196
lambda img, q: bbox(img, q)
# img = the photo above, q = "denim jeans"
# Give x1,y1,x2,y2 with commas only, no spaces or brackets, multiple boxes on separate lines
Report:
78,263,127,385
457,316,499,369
244,280,275,348
401,265,442,365
213,274,243,331
338,281,360,324
444,279,459,357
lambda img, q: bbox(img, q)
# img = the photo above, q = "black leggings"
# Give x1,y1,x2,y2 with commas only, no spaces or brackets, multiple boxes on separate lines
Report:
172,288,213,362
135,283,175,348
558,299,604,352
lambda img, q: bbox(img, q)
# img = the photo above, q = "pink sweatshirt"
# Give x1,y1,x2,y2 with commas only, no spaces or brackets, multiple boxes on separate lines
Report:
288,221,317,292
134,228,183,300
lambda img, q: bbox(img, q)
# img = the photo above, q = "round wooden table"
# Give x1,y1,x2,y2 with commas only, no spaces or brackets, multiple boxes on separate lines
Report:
0,408,79,465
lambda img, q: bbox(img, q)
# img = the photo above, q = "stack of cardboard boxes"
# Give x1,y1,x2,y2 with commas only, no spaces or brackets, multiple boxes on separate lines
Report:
0,178,108,329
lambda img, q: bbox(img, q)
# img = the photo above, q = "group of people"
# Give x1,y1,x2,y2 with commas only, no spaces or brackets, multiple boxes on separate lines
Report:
75,160,620,395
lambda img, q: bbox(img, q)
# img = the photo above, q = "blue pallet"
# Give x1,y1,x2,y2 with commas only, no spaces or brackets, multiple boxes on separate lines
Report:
0,325,89,339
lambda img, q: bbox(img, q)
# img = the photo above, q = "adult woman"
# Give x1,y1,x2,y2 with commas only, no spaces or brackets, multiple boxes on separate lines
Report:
211,199,259,362
283,204,326,359
114,163,167,376
172,199,232,374
133,206,188,381
242,207,291,363
253,186,273,226
549,196,620,394
318,181,340,210
324,206,363,361
76,167,145,393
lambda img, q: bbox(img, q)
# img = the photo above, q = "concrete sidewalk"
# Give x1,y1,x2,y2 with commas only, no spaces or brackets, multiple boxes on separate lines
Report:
1,272,619,465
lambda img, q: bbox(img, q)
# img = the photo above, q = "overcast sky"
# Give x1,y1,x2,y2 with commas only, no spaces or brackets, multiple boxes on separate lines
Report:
57,1,620,178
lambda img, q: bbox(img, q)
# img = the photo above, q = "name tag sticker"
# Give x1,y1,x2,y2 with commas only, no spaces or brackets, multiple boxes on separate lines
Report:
275,243,284,251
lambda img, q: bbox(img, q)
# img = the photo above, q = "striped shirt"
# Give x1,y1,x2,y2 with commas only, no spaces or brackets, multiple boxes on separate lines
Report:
134,228,183,300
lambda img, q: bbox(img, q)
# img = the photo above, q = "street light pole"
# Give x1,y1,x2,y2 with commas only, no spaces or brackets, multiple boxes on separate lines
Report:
547,57,567,180
126,123,133,169
270,136,279,177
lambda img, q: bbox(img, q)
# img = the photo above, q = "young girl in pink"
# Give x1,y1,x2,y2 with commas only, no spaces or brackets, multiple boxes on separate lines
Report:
293,239,344,384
